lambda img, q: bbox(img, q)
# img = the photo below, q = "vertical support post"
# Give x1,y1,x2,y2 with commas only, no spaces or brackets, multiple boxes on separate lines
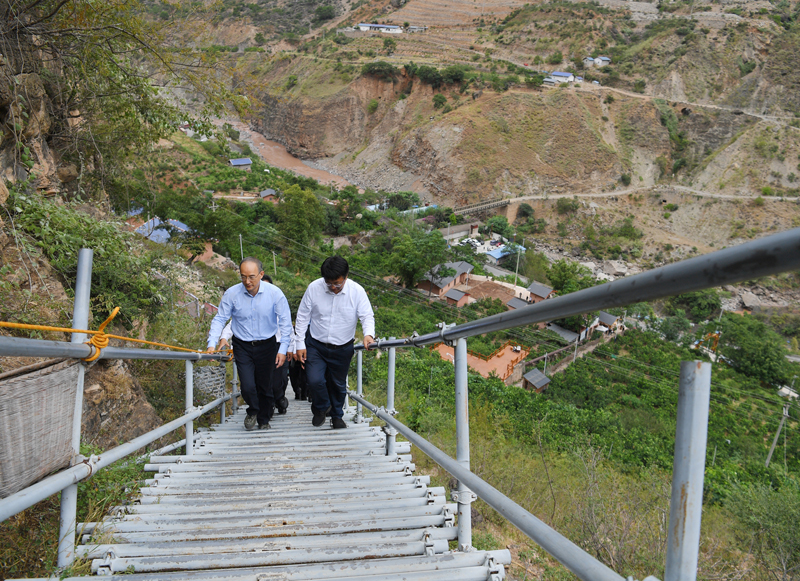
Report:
231,362,239,415
665,361,711,581
220,365,227,424
356,350,363,423
573,338,578,363
185,361,194,457
454,337,474,551
58,248,93,568
385,340,397,456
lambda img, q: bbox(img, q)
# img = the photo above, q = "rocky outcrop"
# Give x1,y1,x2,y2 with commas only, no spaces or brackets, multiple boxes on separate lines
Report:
82,360,162,451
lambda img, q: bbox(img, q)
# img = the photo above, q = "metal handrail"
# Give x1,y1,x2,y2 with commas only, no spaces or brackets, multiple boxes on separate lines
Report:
0,248,234,569
349,392,629,581
357,227,800,351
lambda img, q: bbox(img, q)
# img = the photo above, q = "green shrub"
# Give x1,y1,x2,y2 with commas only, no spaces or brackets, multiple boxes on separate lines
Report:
367,99,379,114
432,94,447,109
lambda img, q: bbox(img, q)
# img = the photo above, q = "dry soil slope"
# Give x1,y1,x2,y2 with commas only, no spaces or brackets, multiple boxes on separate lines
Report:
389,0,527,27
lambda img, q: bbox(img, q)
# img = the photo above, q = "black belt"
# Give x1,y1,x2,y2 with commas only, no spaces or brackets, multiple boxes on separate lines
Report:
233,335,276,346
313,337,352,350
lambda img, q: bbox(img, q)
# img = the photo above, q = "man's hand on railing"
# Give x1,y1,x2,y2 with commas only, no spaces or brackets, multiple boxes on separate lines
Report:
205,346,215,354
363,335,374,350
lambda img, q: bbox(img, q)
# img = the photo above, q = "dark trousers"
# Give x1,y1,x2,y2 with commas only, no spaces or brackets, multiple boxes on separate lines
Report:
232,336,277,425
289,360,308,400
272,358,290,409
305,334,354,419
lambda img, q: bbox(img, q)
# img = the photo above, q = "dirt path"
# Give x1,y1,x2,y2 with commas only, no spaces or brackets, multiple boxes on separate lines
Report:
217,120,351,189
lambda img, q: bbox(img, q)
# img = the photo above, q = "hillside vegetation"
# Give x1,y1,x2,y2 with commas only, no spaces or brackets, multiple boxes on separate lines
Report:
2,0,800,580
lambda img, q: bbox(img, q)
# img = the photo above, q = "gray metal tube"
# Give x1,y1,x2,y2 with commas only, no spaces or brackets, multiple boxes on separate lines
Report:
351,229,800,352
349,392,625,581
231,362,239,415
356,350,363,423
0,337,228,361
0,396,228,523
185,361,194,457
665,362,711,581
454,337,473,551
58,247,93,568
386,340,397,456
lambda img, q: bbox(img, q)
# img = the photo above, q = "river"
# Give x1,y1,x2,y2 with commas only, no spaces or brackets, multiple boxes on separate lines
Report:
221,120,351,189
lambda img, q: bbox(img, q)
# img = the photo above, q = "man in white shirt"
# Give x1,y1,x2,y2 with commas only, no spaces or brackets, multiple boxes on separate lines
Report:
295,256,375,429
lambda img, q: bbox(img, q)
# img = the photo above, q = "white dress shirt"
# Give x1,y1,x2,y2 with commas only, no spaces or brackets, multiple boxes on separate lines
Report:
294,278,375,350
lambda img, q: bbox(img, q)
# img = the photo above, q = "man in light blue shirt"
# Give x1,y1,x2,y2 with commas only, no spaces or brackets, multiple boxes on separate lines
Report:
207,257,292,431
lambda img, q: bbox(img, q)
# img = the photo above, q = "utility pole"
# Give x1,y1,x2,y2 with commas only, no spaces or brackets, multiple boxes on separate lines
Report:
513,243,522,291
543,353,547,375
572,337,579,363
273,251,277,276
765,404,790,468
239,234,244,262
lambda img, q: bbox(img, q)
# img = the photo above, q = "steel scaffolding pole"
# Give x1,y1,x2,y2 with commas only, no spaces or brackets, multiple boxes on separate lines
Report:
665,361,711,581
58,248,92,568
385,340,397,456
356,350,363,423
185,361,194,457
454,337,474,551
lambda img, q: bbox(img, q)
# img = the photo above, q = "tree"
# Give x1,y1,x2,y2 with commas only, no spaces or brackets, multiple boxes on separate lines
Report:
383,38,397,54
547,259,593,294
482,216,514,239
361,61,399,80
315,5,335,20
432,94,447,109
417,65,443,88
668,289,721,322
391,229,449,288
0,0,240,181
254,32,266,45
386,191,420,210
517,203,535,219
727,483,800,581
275,184,326,247
718,314,790,385
521,250,550,284
656,312,692,342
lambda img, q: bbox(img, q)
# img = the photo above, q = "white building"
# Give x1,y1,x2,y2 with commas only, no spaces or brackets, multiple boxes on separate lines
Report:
550,71,575,83
358,23,403,34
595,56,611,67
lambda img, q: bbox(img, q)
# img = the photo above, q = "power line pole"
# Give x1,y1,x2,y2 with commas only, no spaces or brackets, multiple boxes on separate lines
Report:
765,403,790,468
239,234,243,262
273,251,277,276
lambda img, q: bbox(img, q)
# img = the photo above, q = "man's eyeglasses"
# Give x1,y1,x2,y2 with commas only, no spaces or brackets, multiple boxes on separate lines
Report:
241,274,260,281
325,280,345,289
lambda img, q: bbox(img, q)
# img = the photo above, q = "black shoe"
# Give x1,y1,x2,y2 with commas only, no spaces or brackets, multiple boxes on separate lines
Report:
277,397,289,414
331,417,347,429
258,422,271,430
244,414,257,431
312,406,331,427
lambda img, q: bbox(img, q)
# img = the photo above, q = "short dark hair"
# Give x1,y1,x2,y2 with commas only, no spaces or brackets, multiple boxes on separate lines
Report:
240,257,263,272
321,256,349,280
262,274,273,283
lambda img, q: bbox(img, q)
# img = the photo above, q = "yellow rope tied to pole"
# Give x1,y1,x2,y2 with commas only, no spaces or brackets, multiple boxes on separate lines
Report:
0,309,233,361
83,307,119,362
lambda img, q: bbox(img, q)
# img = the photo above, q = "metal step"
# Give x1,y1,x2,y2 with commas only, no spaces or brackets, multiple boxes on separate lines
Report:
74,406,507,580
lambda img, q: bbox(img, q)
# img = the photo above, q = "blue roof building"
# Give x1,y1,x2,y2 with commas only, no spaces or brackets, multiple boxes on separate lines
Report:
135,217,192,245
229,158,253,168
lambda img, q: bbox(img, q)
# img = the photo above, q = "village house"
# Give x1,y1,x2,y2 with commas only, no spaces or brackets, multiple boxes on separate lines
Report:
444,288,471,307
597,311,622,333
595,56,611,66
417,261,473,298
229,158,252,171
550,71,575,83
527,281,555,303
583,56,596,67
357,23,403,33
485,245,523,266
260,189,279,204
522,368,551,393
506,297,529,311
